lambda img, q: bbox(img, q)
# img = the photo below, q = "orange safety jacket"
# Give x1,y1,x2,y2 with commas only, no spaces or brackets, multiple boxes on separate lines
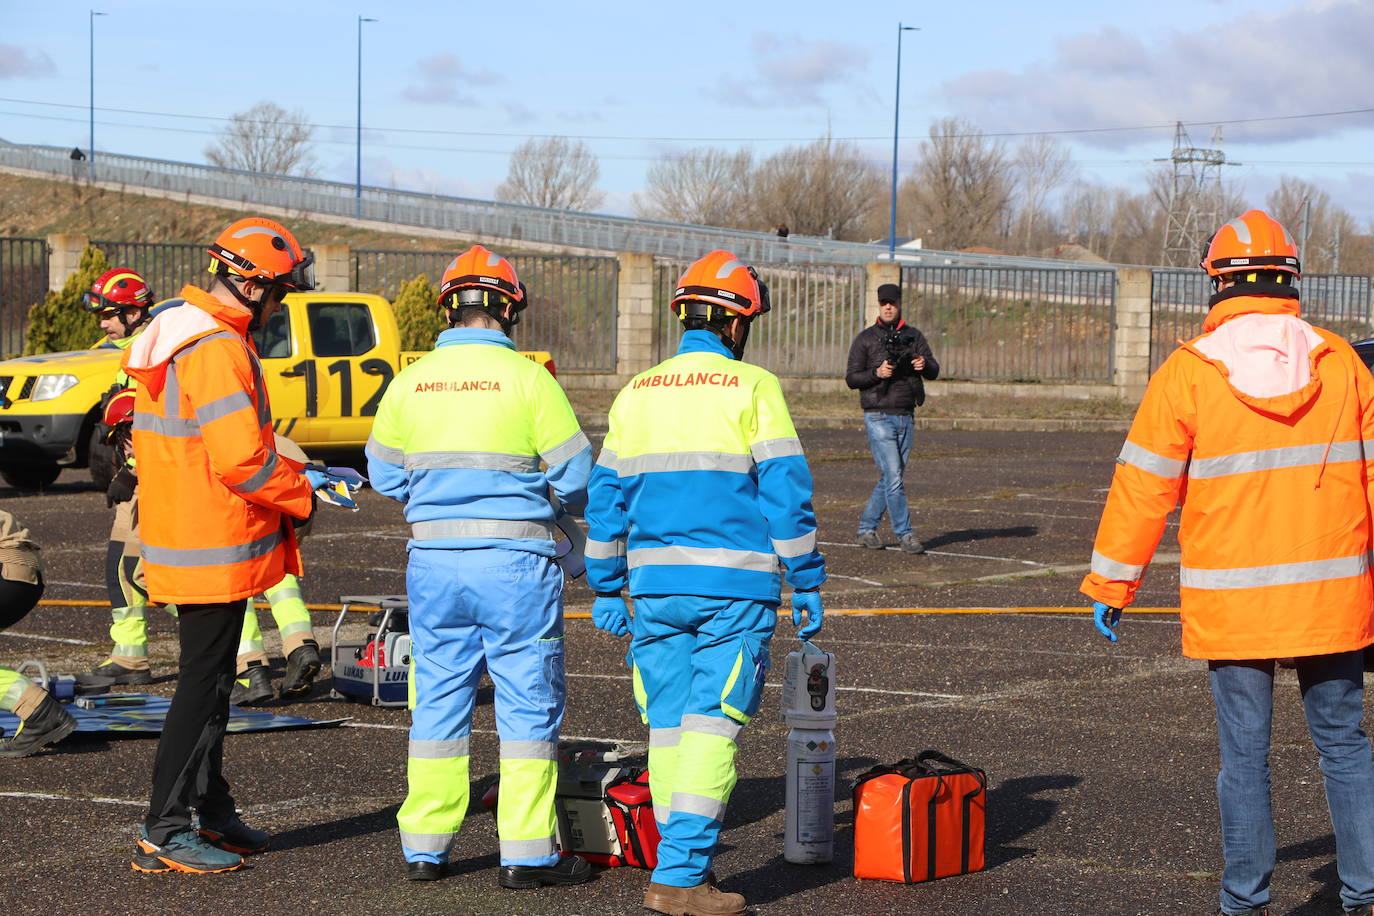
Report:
122,285,312,605
1081,292,1374,660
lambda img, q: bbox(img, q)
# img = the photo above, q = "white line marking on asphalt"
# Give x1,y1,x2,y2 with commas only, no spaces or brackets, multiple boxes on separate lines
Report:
926,550,1044,566
567,672,962,700
827,573,885,586
0,631,94,646
341,721,637,745
44,580,104,590
0,791,143,808
1016,493,1109,505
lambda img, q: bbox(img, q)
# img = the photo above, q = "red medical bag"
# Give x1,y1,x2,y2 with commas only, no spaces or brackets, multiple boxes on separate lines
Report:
852,750,986,883
586,768,660,869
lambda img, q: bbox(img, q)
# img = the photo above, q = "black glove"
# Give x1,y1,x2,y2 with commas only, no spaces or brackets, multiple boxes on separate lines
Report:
106,467,137,507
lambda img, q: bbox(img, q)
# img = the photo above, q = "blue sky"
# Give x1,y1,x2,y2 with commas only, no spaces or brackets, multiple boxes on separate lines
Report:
2,0,1372,224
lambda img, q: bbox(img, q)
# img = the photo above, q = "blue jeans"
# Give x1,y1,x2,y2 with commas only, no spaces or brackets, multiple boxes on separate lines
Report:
859,412,914,537
1209,651,1374,913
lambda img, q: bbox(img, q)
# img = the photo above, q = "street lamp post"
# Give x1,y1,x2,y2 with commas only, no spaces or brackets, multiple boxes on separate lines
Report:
356,15,378,220
89,10,107,169
888,23,917,261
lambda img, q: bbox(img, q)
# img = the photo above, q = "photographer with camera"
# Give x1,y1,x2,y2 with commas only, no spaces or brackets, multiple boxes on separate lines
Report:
845,282,939,553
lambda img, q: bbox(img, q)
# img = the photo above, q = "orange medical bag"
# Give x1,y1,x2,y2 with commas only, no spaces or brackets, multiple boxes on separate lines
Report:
852,750,986,883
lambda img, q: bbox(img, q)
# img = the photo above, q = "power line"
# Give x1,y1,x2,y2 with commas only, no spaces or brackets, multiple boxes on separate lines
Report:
1,94,1372,144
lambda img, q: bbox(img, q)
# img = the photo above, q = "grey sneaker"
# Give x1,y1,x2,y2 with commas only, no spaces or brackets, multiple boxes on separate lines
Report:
899,533,926,554
856,530,882,549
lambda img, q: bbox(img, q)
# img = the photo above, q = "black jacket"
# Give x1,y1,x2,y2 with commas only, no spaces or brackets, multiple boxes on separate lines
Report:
845,319,939,413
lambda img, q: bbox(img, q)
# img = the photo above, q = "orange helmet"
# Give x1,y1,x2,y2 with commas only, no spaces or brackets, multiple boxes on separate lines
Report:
436,245,525,309
208,217,315,290
84,268,152,313
1200,209,1301,281
670,250,769,319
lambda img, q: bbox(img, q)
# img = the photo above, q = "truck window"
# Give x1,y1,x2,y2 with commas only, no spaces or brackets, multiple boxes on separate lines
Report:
308,302,377,357
251,306,292,359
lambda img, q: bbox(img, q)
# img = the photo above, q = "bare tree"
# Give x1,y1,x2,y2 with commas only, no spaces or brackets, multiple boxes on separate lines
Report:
633,148,754,227
1011,136,1075,255
205,102,317,177
902,118,1012,251
1264,177,1360,274
496,136,604,211
749,134,883,240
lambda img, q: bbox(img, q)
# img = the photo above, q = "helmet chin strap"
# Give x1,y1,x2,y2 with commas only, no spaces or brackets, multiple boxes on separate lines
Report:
219,271,270,331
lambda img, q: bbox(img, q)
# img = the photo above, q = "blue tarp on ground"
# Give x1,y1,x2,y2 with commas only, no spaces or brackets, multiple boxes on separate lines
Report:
0,694,349,737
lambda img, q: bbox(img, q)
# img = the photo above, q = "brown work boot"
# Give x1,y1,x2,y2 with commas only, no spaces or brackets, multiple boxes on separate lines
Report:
644,881,746,916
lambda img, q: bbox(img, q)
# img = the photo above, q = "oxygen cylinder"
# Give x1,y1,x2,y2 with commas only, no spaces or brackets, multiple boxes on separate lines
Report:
782,643,836,864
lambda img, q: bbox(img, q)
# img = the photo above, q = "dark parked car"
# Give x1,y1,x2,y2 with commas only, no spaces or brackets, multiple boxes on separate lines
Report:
1355,338,1374,372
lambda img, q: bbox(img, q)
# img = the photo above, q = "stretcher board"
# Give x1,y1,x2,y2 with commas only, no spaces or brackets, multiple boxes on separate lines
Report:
0,694,349,737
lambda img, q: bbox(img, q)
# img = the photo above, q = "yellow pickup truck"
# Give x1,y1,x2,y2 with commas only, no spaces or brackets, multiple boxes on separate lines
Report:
0,292,554,490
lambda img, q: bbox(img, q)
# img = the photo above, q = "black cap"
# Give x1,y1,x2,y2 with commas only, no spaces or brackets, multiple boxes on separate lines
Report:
876,283,901,303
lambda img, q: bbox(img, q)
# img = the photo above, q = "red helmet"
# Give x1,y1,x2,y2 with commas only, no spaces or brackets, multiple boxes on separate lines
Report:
1201,209,1301,280
436,245,525,309
101,387,136,429
84,268,152,313
670,250,769,318
208,217,315,290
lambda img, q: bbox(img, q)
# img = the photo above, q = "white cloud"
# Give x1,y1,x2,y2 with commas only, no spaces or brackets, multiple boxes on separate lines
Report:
402,54,502,106
941,0,1374,148
719,32,869,107
0,45,55,79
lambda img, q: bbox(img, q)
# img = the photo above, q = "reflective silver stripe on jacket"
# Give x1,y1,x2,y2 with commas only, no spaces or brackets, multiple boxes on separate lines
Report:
230,450,278,495
194,390,255,425
616,451,754,476
751,437,804,462
771,531,817,559
365,436,404,465
541,431,591,467
1090,550,1146,581
404,451,540,473
500,740,557,760
627,545,779,573
1189,440,1366,480
410,519,555,541
398,831,451,854
1117,441,1186,479
681,713,742,742
133,413,199,438
585,537,626,559
409,737,470,759
595,448,618,471
1180,553,1369,590
141,529,282,567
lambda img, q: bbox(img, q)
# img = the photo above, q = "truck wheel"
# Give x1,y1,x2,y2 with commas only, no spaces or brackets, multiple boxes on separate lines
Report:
87,425,115,492
0,463,61,490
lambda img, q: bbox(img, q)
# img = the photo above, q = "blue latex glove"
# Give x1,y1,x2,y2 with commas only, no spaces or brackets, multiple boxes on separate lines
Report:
304,468,330,490
792,590,824,641
591,594,630,637
1093,601,1123,642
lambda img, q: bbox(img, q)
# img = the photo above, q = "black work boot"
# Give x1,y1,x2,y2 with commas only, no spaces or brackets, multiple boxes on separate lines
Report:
0,692,77,758
280,641,322,700
498,854,592,889
230,666,274,707
74,659,153,690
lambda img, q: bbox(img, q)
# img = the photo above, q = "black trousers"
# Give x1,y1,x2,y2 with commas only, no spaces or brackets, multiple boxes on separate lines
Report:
0,577,43,631
144,599,246,845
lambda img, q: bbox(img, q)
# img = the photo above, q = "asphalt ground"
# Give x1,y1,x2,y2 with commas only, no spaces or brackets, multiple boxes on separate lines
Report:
0,428,1354,915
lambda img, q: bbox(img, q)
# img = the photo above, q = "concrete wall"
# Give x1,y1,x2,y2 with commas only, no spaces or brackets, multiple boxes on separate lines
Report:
47,234,87,292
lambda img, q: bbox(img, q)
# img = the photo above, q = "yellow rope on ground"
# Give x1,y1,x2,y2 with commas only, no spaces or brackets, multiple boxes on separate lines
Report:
37,599,1179,616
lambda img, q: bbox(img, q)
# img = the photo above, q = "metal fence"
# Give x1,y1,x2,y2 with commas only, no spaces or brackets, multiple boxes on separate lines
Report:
652,260,868,378
0,238,46,357
353,250,618,372
1150,271,1374,371
900,266,1118,382
0,140,1124,271
91,240,206,305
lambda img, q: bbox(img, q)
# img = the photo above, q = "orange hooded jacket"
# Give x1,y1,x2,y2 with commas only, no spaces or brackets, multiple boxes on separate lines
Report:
122,285,313,605
1081,292,1374,660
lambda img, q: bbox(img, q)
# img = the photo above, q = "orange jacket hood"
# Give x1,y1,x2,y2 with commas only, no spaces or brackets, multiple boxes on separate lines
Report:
122,285,253,398
1180,293,1330,420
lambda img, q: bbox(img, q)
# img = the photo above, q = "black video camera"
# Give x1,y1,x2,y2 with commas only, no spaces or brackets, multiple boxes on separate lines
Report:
882,329,917,377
